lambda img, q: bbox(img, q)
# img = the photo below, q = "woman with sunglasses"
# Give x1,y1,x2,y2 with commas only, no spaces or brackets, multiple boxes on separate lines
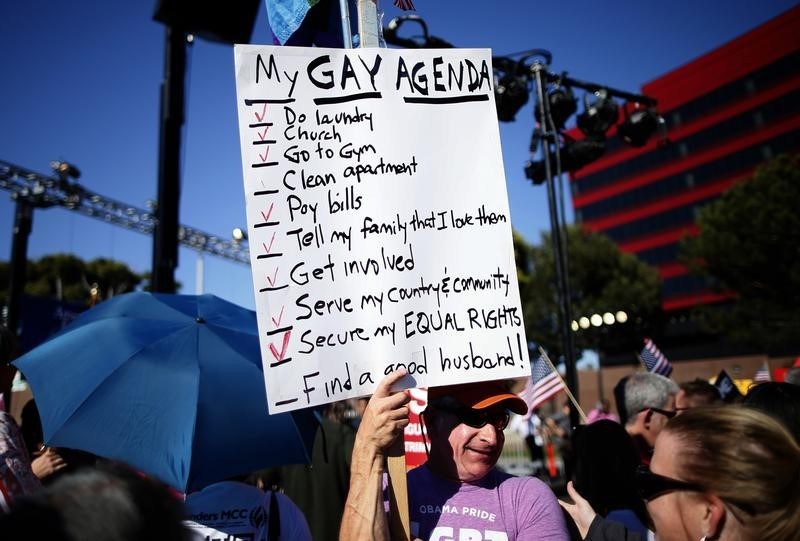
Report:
642,406,799,541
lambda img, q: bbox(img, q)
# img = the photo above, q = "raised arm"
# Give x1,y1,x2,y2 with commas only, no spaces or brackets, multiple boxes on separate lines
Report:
339,369,410,541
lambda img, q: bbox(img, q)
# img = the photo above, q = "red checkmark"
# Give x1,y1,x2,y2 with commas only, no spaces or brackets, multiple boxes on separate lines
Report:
269,330,291,361
262,232,276,253
255,102,267,122
259,146,270,162
257,126,271,140
271,306,285,327
266,267,279,287
260,203,275,223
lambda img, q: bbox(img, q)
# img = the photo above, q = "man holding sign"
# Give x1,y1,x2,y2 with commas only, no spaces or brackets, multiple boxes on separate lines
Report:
340,369,569,540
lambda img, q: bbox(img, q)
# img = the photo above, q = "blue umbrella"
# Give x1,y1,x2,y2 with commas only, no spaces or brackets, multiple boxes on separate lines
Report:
13,292,317,492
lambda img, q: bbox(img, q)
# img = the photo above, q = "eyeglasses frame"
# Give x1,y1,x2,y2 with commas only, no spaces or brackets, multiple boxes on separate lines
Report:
429,398,511,431
636,465,704,501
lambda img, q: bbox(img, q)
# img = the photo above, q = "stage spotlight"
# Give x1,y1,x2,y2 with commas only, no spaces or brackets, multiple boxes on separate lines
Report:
51,160,81,180
232,227,247,241
618,107,662,147
524,134,606,184
535,85,577,130
494,73,529,122
577,89,618,136
561,135,606,170
524,159,547,185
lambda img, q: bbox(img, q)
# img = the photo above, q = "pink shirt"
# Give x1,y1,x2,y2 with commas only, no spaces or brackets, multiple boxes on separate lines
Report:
407,465,569,541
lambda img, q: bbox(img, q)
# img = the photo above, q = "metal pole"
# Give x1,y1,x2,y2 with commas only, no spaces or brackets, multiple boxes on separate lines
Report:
152,26,187,293
2,198,33,410
532,63,580,428
195,253,204,295
6,198,33,336
356,0,380,47
339,0,353,48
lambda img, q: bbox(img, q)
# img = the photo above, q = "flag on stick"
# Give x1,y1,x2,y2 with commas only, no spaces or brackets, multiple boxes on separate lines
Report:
394,0,416,10
753,362,772,383
525,353,565,411
537,347,588,423
640,338,673,377
714,369,743,403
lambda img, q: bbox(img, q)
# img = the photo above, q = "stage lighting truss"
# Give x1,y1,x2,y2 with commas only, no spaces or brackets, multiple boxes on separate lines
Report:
0,160,250,265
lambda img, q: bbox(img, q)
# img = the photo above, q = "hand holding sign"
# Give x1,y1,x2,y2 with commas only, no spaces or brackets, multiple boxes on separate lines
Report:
355,368,411,455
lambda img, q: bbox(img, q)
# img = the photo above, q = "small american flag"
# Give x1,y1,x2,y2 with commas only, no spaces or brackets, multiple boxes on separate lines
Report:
753,362,772,382
520,354,565,412
640,338,673,377
393,0,416,10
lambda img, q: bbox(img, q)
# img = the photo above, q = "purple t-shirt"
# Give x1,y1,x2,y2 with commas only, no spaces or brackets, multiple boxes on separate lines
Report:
407,465,569,541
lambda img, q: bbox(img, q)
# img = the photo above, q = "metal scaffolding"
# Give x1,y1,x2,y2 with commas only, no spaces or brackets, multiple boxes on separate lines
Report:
0,159,250,265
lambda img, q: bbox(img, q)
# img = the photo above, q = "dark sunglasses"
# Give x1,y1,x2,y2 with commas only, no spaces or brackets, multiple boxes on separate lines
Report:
641,407,678,419
434,402,510,431
636,465,704,501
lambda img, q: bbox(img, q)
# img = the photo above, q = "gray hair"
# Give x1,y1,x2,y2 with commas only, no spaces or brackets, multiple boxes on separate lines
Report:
624,372,679,425
785,367,800,386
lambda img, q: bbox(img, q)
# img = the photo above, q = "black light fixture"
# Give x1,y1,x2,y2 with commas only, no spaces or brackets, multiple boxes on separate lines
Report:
523,159,548,185
494,72,529,122
535,83,577,130
525,134,607,185
51,160,81,180
562,135,606,170
618,107,663,147
577,89,619,137
153,0,260,44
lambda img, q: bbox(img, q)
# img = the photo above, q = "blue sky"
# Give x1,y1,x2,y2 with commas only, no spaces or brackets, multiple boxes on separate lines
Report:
1,0,796,311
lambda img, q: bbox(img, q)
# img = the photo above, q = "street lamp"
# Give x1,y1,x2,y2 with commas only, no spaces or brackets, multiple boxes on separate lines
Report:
573,310,628,331
572,308,630,402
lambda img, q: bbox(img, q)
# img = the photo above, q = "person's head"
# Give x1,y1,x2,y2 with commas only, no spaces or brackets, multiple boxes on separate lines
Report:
422,379,526,483
572,420,648,526
613,375,631,425
624,372,679,447
0,463,190,540
742,381,800,443
20,398,44,455
784,366,800,385
0,323,19,401
675,378,722,413
643,406,800,541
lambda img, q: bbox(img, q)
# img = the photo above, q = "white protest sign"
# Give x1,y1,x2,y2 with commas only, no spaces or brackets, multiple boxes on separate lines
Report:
234,45,530,413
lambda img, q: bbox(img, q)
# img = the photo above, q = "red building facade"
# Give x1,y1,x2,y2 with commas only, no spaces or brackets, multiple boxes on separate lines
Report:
570,6,800,321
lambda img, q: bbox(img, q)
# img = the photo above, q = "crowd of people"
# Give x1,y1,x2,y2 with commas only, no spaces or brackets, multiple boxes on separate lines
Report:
2,316,800,540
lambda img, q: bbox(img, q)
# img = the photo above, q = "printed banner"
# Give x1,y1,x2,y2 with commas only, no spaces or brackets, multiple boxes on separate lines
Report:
234,45,529,413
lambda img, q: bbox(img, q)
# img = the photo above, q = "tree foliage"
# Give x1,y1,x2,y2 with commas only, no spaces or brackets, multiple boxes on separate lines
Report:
679,154,800,348
0,253,143,306
518,225,662,357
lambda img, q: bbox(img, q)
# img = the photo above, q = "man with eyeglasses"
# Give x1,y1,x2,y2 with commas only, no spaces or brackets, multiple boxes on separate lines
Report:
340,369,570,540
622,372,679,466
